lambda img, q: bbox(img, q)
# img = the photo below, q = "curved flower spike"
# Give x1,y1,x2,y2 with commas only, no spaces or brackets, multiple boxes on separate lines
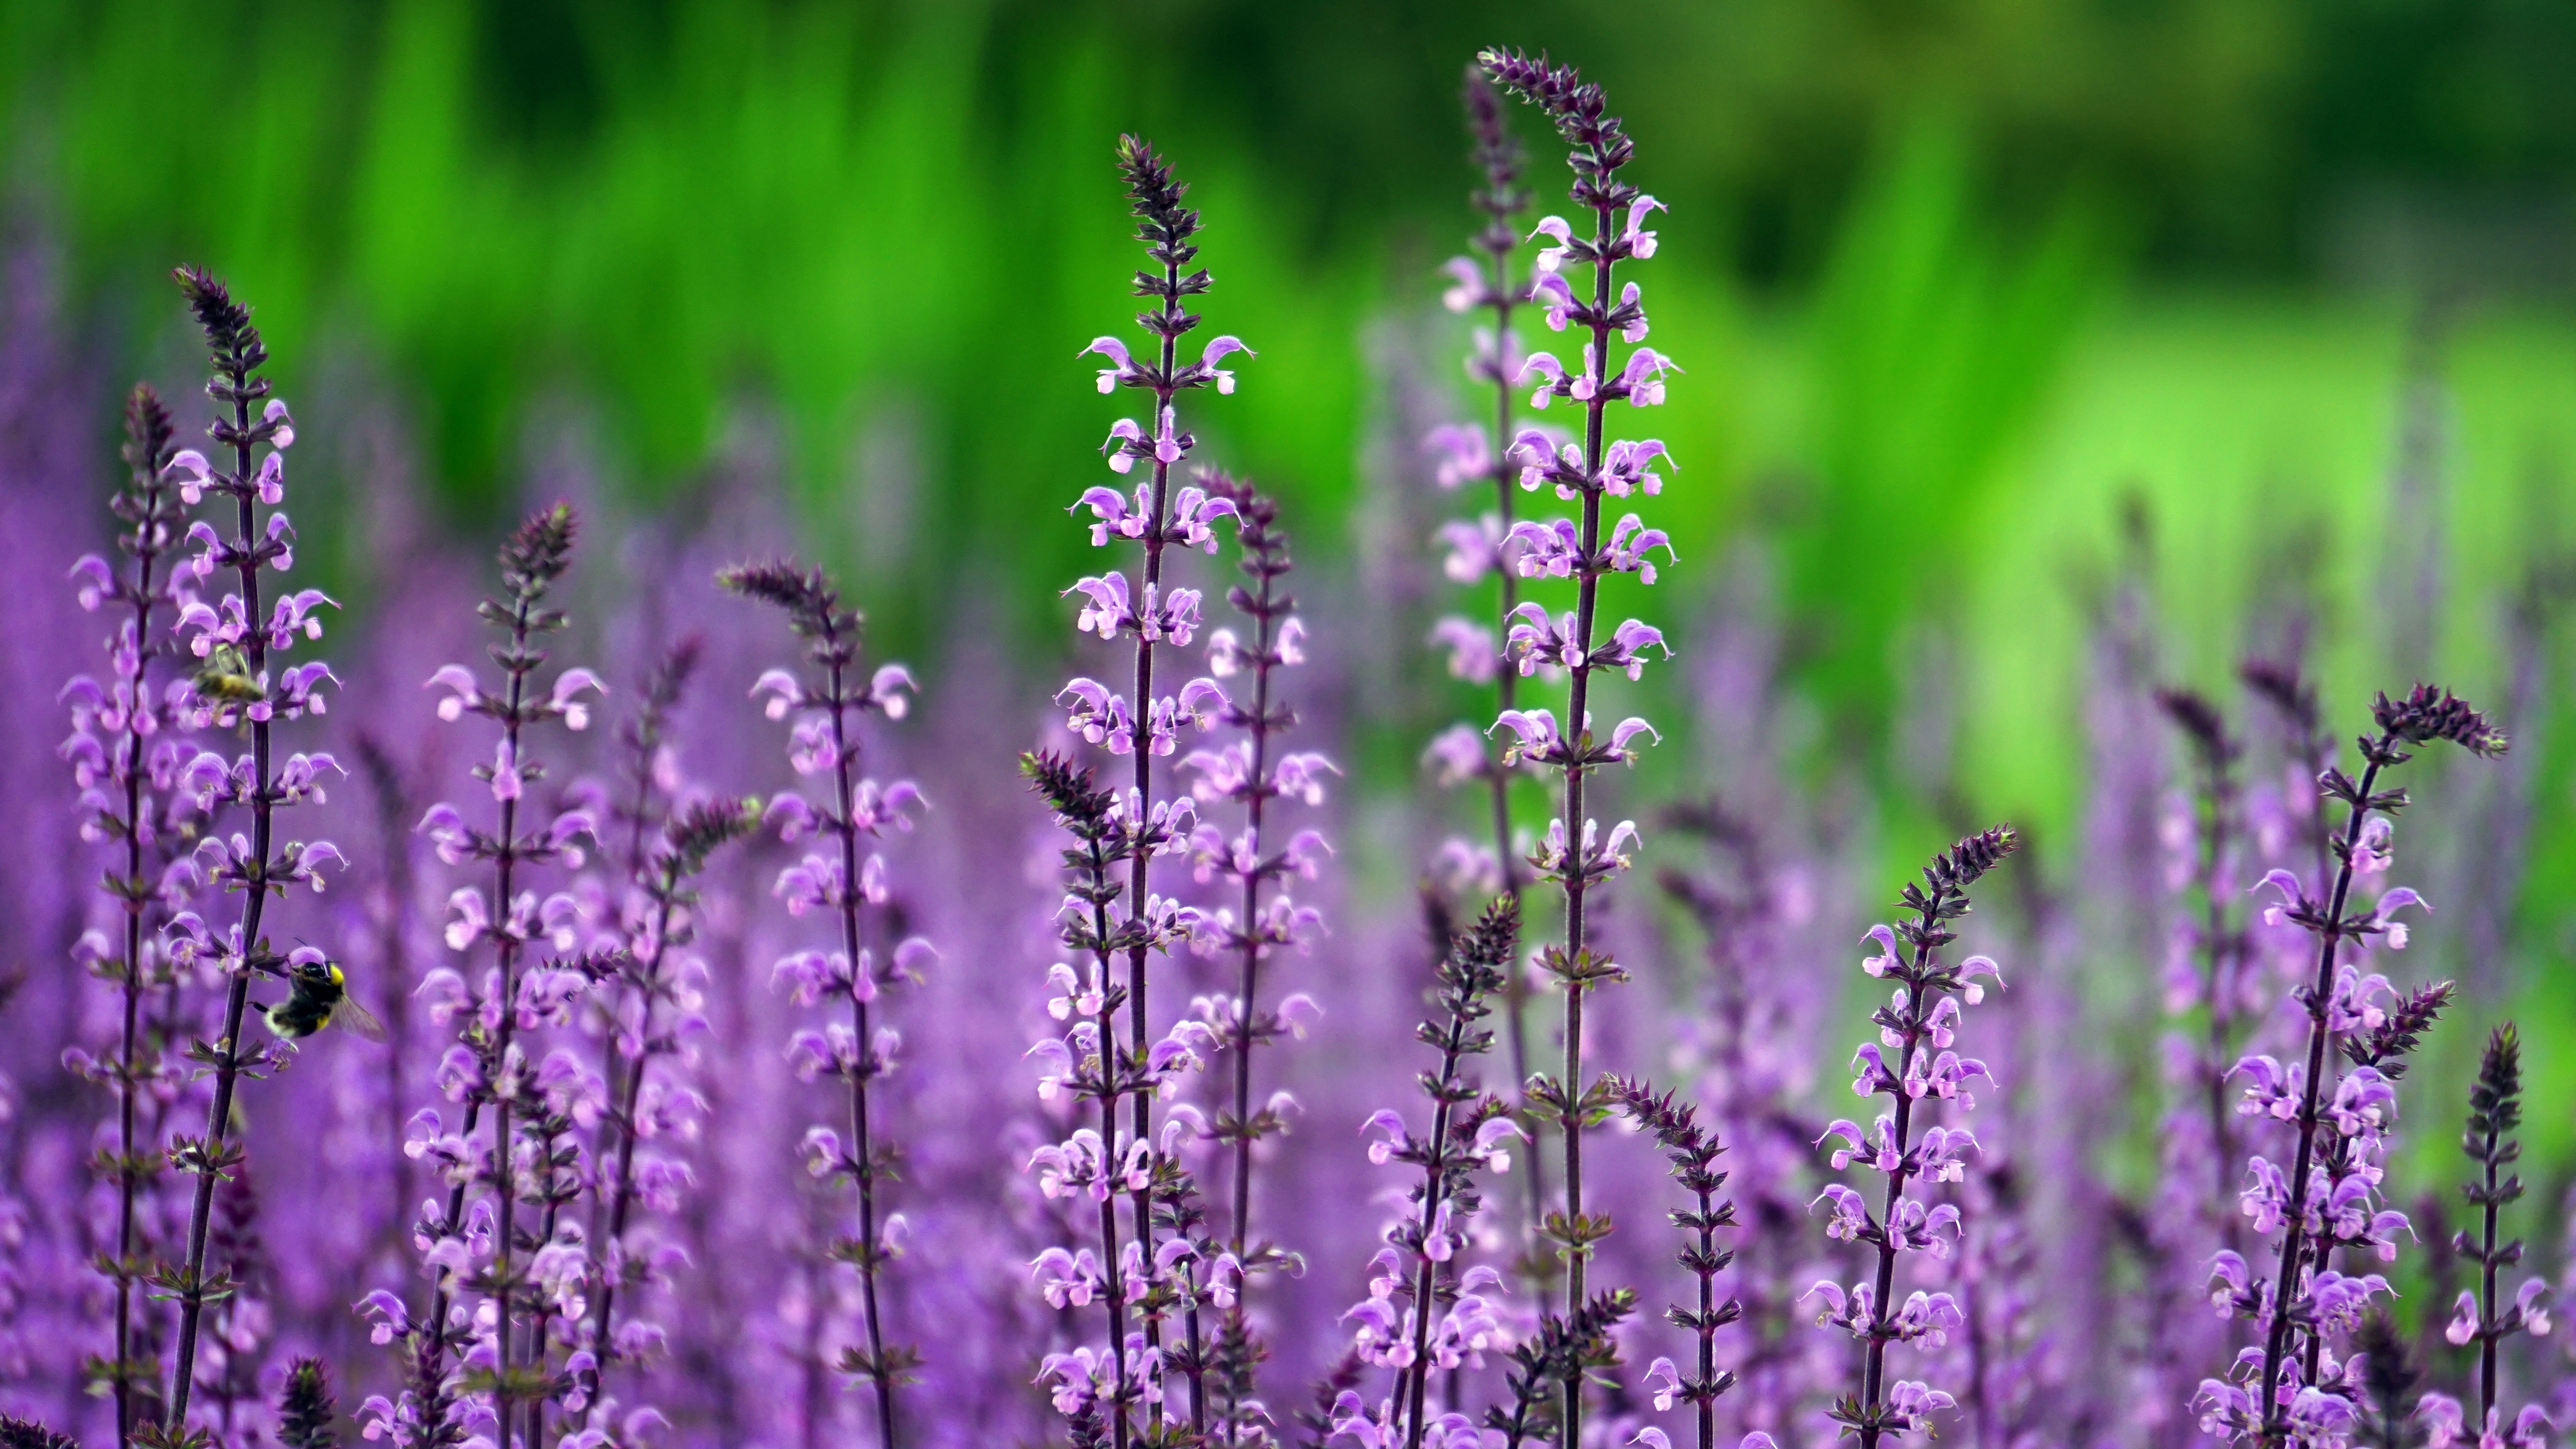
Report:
869,664,917,719
1956,954,2005,1004
2252,867,2308,927
1618,281,1649,342
168,449,214,505
1531,271,1579,331
1440,256,1487,313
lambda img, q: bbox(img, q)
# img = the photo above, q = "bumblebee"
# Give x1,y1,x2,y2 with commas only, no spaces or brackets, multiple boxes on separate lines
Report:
193,643,267,707
262,956,386,1043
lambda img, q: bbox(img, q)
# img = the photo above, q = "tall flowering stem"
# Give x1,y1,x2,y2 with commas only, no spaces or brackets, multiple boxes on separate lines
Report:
1331,898,1517,1449
1185,474,1327,1441
1613,1079,1740,1449
723,560,925,1448
1024,751,1145,1447
1423,68,1541,1235
1814,826,2019,1448
571,641,753,1441
1066,131,1249,1435
2415,1025,2555,1447
2156,688,2248,1210
63,382,191,1440
369,504,603,1449
2205,685,2503,1445
158,269,343,1435
1478,48,1677,1449
574,793,756,1435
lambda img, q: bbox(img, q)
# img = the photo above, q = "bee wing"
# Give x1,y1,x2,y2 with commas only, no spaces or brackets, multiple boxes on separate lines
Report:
331,994,389,1043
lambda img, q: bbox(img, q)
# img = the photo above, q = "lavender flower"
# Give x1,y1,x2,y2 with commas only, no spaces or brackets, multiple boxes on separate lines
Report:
155,269,343,1440
1612,1078,1741,1449
1336,898,1519,1449
2414,1025,2555,1449
1477,46,1674,1449
365,504,601,1449
1184,475,1327,1442
61,382,197,1441
1813,825,2017,1447
2199,684,2504,1445
1422,68,1543,1240
723,559,925,1448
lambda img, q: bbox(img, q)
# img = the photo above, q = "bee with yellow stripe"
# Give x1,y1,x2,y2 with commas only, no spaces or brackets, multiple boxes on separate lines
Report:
261,949,386,1043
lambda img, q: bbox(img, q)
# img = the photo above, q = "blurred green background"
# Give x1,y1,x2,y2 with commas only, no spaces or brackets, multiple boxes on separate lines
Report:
6,0,2574,979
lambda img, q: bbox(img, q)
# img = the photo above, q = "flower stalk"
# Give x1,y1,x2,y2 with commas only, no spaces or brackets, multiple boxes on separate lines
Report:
1478,48,1677,1449
1813,826,2016,1449
725,559,926,1449
1425,66,1543,1246
1614,1079,1740,1449
2248,688,2502,1441
64,381,193,1442
158,268,343,1437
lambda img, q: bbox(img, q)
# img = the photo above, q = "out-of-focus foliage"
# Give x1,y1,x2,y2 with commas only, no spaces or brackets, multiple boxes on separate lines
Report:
0,0,2571,849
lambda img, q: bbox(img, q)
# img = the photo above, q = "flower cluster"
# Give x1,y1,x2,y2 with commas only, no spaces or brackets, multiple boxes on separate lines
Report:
1178,475,1329,1441
60,382,208,1442
1476,44,1675,1448
1420,64,1537,962
1027,133,1257,1449
2414,1025,2555,1449
1337,900,1522,1448
546,638,759,1448
1811,826,2017,1447
724,559,927,1447
1616,1078,1743,1449
362,504,604,1449
2196,683,2503,1445
144,268,344,1445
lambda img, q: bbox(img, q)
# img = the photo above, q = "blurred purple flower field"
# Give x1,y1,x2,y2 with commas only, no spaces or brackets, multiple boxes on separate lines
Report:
0,43,2568,1449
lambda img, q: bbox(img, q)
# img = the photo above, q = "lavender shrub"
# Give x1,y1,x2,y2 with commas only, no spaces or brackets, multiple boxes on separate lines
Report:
567,640,757,1445
1331,897,1519,1449
1613,1078,1741,1449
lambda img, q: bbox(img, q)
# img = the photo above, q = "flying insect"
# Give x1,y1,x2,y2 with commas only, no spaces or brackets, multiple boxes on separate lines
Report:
193,643,267,708
261,954,386,1043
